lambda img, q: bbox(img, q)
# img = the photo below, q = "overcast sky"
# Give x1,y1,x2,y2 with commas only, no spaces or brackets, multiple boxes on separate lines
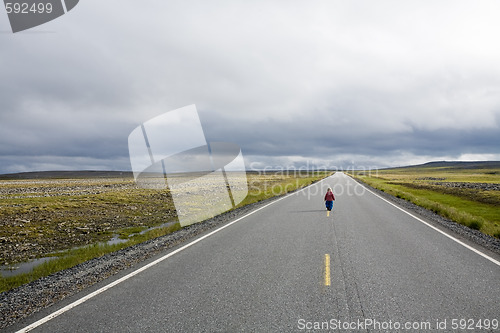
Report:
1,0,500,174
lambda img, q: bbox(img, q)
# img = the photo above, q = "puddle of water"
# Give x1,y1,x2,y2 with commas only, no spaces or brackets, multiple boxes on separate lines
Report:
0,257,57,277
106,235,129,246
139,221,177,235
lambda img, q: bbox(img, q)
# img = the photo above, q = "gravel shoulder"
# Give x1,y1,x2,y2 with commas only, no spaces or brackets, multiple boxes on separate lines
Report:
2,179,500,330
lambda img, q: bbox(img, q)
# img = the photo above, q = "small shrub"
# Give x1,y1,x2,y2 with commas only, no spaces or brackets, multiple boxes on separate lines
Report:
467,220,483,231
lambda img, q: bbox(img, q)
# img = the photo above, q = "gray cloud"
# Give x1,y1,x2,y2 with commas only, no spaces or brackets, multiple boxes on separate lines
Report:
1,0,500,174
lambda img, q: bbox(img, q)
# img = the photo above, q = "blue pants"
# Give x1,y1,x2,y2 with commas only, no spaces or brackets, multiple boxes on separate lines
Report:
325,200,333,211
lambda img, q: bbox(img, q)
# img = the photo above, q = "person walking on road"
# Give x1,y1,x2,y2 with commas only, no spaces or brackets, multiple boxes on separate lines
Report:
324,187,335,211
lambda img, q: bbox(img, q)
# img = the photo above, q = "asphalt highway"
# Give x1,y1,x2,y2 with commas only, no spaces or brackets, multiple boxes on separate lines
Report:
12,173,500,332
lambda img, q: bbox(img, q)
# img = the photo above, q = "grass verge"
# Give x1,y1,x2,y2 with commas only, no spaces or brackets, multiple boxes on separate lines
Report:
350,170,500,238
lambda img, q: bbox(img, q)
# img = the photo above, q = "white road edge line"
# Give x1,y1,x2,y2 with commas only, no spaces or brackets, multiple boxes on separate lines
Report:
16,176,330,333
349,175,500,267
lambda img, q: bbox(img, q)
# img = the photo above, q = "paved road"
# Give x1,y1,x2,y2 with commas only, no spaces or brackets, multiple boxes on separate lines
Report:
11,173,500,332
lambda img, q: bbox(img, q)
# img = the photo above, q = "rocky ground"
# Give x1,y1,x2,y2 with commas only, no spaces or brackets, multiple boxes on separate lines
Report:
432,182,500,191
1,178,499,330
0,179,137,199
0,178,176,266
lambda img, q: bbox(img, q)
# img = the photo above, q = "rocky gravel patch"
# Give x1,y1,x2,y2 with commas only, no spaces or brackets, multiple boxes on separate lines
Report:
432,182,500,191
0,179,138,199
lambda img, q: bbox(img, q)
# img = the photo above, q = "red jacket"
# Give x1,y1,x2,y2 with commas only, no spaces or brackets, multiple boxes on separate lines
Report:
324,191,335,201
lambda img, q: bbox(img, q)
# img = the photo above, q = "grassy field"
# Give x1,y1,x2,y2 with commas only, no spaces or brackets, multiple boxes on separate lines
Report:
349,162,500,238
0,170,331,292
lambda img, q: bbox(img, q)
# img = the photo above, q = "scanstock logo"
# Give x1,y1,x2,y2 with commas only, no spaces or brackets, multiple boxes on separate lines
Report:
128,105,248,227
4,0,79,33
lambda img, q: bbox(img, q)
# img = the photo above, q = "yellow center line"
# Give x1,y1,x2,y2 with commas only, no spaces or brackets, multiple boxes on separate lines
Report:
325,254,331,286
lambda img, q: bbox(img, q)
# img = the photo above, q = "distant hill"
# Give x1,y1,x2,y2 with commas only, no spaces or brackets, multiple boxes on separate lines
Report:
0,170,134,180
390,161,500,170
1,161,499,179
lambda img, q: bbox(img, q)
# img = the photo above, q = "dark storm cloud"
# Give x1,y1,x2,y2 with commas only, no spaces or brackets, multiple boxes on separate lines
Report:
1,0,500,174
203,112,499,162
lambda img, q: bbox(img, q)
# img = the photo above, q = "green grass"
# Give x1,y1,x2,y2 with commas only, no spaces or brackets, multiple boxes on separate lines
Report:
350,167,500,237
116,226,148,239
